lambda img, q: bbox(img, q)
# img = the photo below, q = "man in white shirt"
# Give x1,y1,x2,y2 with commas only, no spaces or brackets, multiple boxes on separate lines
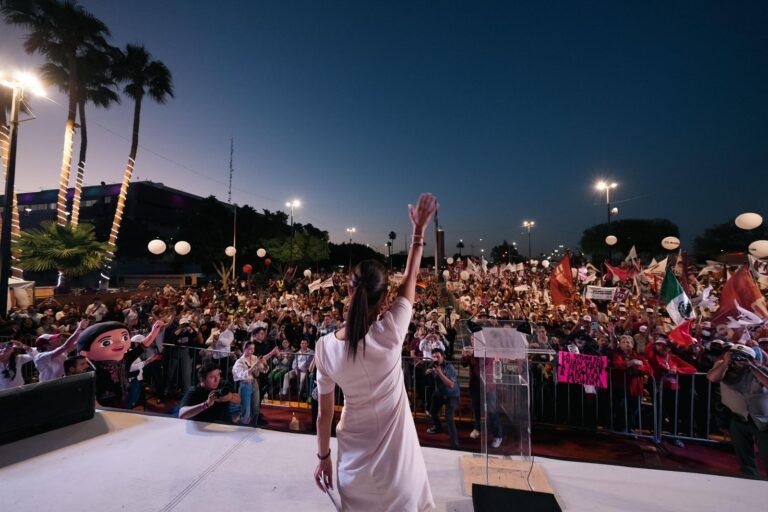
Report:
85,298,108,322
34,319,89,382
281,339,315,399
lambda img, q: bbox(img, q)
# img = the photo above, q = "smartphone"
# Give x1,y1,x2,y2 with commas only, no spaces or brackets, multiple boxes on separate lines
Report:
319,478,341,511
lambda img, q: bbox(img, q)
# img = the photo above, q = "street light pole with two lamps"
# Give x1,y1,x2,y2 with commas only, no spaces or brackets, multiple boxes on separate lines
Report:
596,180,618,262
0,71,45,316
522,220,535,260
346,227,356,272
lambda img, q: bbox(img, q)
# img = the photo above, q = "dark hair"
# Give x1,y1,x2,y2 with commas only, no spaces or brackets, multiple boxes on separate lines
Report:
243,341,255,351
64,355,86,375
76,322,128,352
197,362,220,382
346,260,388,360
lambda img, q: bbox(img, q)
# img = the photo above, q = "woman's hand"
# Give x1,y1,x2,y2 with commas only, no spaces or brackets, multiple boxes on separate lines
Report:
408,193,439,234
314,457,334,492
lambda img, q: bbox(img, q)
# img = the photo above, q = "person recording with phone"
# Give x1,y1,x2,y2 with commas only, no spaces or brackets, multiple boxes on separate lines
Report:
425,348,460,449
179,362,238,424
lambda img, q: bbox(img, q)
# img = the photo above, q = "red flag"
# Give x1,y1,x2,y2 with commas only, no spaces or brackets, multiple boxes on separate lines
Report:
604,261,634,282
711,266,768,326
550,254,574,306
668,320,696,346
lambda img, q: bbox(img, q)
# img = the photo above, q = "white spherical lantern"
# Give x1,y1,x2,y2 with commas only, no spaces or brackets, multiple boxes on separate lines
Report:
748,240,768,258
174,241,191,256
147,239,166,255
256,248,266,258
541,259,551,268
735,213,763,230
225,246,237,257
303,269,312,278
446,257,454,265
460,270,470,281
442,270,450,279
661,236,680,251
605,235,618,246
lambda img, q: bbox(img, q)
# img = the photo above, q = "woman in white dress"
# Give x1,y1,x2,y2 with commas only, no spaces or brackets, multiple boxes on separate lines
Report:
313,193,439,511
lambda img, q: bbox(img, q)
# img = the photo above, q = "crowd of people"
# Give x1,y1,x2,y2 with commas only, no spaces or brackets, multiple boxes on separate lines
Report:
1,249,767,478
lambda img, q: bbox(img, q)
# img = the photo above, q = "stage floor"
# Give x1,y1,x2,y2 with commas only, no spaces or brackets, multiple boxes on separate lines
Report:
0,410,764,511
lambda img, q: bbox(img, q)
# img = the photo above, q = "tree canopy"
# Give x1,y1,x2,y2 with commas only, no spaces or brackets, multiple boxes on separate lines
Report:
693,220,768,261
580,219,680,260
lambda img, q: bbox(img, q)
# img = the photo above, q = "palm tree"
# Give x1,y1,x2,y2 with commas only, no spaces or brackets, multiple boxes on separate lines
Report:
0,84,27,277
102,44,173,283
2,0,111,226
41,46,120,227
17,221,110,293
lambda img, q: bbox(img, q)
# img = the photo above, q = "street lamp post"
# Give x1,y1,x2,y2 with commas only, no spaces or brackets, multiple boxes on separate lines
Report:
523,220,535,260
596,181,618,262
0,72,44,317
346,227,356,272
286,199,301,268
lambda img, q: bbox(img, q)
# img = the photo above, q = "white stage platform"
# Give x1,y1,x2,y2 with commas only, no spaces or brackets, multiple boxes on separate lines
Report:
0,410,764,511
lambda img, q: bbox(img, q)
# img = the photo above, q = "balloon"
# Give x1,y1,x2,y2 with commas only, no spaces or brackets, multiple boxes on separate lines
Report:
442,270,450,279
264,258,272,266
256,248,267,258
460,270,470,281
303,269,312,278
661,236,680,251
147,239,166,255
735,212,763,230
225,246,237,257
605,235,618,246
541,259,551,268
174,241,191,256
242,264,253,274
748,240,768,258
446,257,454,265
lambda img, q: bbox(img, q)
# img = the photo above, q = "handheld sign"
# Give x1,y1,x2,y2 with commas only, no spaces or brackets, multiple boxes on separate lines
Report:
557,352,608,388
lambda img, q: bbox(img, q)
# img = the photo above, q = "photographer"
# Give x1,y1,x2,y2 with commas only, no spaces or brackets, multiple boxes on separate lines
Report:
707,345,768,479
179,362,237,423
425,348,460,449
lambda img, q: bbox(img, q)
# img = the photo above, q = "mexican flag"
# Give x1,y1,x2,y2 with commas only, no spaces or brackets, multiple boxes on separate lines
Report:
660,269,695,325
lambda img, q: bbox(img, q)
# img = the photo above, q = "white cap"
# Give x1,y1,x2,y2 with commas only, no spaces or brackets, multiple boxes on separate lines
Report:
130,334,145,344
639,325,648,332
730,345,756,360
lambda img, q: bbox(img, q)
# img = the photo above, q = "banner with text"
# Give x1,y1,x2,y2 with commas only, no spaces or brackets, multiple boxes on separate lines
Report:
557,352,608,388
584,286,617,301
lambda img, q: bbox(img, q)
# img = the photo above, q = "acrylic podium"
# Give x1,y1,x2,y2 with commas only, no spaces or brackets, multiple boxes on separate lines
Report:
459,319,559,506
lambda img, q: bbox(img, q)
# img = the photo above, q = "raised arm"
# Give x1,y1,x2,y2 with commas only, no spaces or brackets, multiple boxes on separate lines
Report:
397,193,439,304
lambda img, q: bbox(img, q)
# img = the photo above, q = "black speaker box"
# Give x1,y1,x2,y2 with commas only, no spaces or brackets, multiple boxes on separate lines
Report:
472,483,562,512
0,372,95,445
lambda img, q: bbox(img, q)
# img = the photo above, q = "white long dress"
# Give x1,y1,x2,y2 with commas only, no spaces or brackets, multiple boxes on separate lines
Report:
315,297,435,511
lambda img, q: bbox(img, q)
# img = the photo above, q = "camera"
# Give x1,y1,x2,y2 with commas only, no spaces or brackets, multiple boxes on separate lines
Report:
730,351,752,363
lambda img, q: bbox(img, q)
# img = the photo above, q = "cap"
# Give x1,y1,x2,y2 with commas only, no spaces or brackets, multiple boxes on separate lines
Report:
34,333,61,348
130,334,146,344
654,337,669,345
582,315,592,322
645,308,654,313
639,325,648,332
730,344,756,360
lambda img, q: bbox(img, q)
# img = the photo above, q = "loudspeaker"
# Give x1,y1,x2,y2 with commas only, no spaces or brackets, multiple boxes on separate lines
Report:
472,484,562,512
0,372,95,445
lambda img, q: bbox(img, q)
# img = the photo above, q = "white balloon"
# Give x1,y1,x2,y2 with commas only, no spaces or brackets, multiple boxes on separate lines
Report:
460,270,470,281
446,257,454,265
256,248,267,258
541,259,551,268
735,212,763,230
147,239,166,255
442,270,450,279
661,236,680,250
303,269,312,278
174,241,191,256
749,240,768,258
605,235,618,246
225,246,237,257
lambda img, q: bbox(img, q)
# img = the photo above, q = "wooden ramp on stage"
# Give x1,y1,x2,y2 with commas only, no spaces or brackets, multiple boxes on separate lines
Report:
0,410,764,512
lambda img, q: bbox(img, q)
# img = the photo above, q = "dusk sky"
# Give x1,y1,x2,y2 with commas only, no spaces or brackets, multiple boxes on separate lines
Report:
1,1,767,256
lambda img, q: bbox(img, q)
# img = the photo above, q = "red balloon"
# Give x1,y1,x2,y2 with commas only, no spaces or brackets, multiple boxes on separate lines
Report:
242,264,253,274
264,258,271,266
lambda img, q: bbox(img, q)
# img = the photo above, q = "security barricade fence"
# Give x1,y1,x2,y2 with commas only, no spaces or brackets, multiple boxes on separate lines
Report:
9,336,729,445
